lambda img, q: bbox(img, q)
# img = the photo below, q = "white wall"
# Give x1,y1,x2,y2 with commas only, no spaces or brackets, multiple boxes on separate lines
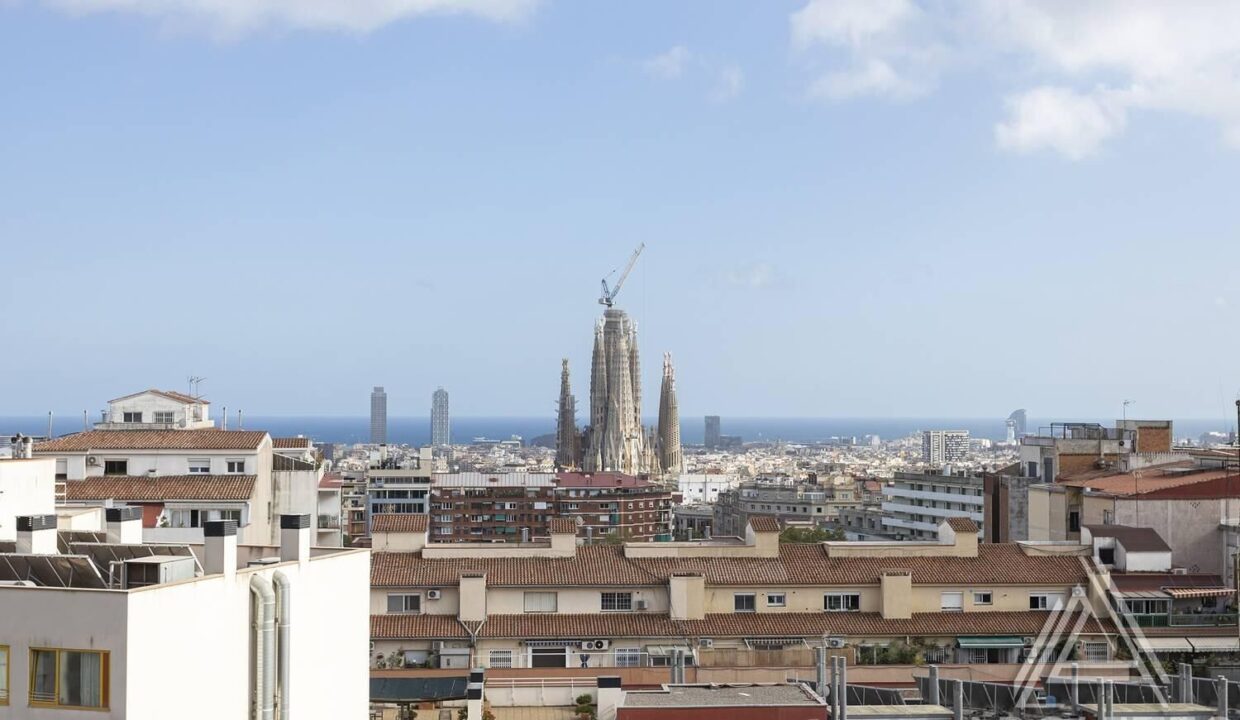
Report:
0,458,56,540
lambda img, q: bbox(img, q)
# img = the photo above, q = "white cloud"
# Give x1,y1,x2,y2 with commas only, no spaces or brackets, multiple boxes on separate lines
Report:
790,0,1240,158
42,0,539,35
711,65,744,102
643,45,692,80
995,86,1126,160
724,262,777,290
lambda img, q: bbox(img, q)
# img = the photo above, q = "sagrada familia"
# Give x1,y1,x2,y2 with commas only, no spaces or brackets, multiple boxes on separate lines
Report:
555,307,682,477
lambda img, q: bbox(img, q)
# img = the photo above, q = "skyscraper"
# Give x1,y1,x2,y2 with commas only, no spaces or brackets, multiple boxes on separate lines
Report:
431,387,450,447
656,352,682,476
370,386,387,444
922,430,969,465
704,416,721,449
555,359,579,469
1008,409,1028,438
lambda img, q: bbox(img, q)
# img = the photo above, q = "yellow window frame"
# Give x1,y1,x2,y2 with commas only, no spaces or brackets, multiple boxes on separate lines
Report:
28,647,110,711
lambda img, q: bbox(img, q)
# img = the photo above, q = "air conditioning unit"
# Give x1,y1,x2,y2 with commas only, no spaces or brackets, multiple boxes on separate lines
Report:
431,641,445,651
827,638,845,649
1071,585,1086,597
634,599,648,611
87,456,100,466
699,638,714,648
1022,637,1036,647
581,640,610,651
427,589,442,600
1172,568,1188,576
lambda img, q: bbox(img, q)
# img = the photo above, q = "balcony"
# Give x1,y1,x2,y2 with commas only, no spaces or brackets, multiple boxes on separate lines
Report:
1127,613,1238,628
317,514,341,530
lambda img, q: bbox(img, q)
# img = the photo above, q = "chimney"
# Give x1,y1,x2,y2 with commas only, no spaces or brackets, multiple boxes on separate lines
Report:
16,514,57,554
596,676,623,720
280,514,311,564
10,434,33,459
668,572,705,621
465,681,484,720
880,569,912,620
203,519,238,578
105,506,143,544
458,572,488,622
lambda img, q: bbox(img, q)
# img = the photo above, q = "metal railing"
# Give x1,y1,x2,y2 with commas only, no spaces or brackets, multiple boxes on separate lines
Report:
1127,612,1237,628
317,514,341,529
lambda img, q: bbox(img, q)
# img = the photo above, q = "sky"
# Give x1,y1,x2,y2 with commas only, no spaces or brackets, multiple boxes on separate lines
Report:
1,0,1239,422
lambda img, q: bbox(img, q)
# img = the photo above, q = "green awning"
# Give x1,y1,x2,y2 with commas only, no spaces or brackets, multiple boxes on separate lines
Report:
957,636,1025,649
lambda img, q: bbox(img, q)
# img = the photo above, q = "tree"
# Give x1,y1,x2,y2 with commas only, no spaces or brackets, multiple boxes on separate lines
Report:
779,526,845,543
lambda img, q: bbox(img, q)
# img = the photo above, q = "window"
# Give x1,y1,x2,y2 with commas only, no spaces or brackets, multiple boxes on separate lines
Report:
1081,642,1109,662
122,412,142,423
615,648,643,667
153,411,175,424
169,508,241,528
941,592,964,612
962,648,1010,664
0,645,6,705
387,593,421,614
103,460,128,476
1102,510,1113,525
530,647,567,668
226,459,246,474
1098,547,1115,565
602,592,633,611
524,592,558,613
1068,510,1081,533
824,593,861,612
734,593,757,613
973,591,993,606
488,650,513,669
29,649,108,709
1029,593,1065,611
767,593,786,608
188,458,210,474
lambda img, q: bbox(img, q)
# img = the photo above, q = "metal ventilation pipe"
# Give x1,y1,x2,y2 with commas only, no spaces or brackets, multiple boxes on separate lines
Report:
273,571,292,720
250,575,276,720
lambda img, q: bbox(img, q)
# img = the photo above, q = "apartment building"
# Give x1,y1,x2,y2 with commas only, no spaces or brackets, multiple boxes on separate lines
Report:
879,470,984,541
93,388,213,430
365,447,434,534
429,473,557,542
713,478,858,537
675,474,740,505
555,472,673,542
33,390,340,546
921,431,968,466
368,516,1114,674
0,456,369,718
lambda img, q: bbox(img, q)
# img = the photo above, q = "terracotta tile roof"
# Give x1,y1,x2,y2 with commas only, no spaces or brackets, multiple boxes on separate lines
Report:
1059,465,1235,497
35,429,268,452
64,475,257,501
748,515,780,533
368,611,1109,641
1083,525,1170,553
370,614,469,640
549,518,579,535
371,514,429,534
1111,573,1225,593
371,545,662,588
679,610,1109,638
945,517,979,534
109,388,203,405
272,437,311,449
320,472,343,489
371,543,1087,588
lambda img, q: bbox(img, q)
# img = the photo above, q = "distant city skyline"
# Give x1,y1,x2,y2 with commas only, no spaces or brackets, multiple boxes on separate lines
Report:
2,2,1240,419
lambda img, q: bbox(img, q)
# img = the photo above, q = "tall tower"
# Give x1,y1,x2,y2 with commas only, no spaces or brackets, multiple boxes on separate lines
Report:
431,387,450,447
555,359,580,469
370,386,387,444
656,353,683,476
585,308,646,474
704,416,721,449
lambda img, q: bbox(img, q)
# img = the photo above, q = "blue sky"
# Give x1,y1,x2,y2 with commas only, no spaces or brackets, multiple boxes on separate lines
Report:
1,0,1239,422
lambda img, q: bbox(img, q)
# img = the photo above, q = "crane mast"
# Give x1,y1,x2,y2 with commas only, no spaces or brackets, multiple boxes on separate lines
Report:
599,243,645,307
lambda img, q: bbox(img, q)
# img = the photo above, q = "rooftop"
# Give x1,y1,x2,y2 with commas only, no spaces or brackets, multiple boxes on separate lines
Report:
371,514,429,534
64,474,257,501
555,471,658,489
109,388,205,405
623,684,821,708
432,472,557,488
1083,524,1171,553
1058,463,1239,498
36,429,268,452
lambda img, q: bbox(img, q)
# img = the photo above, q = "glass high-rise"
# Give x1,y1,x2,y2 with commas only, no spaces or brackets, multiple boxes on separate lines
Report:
431,387,450,446
370,386,387,444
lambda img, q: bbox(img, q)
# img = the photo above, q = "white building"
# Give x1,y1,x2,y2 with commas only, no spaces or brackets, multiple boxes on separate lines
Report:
0,457,369,718
675,473,740,505
95,388,214,430
879,470,984,541
921,430,969,466
0,439,55,540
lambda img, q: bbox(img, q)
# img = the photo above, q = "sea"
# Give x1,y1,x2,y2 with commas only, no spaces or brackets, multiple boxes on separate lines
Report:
0,415,1231,447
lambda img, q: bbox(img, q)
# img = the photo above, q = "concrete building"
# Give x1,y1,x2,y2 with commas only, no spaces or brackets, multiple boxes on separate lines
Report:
0,457,369,718
368,516,1116,675
366,447,433,534
0,442,55,540
704,416,721,449
713,478,859,537
921,430,968,466
371,386,388,445
427,473,557,542
94,388,213,430
555,472,673,542
879,470,984,541
675,473,740,506
432,387,450,447
671,505,713,540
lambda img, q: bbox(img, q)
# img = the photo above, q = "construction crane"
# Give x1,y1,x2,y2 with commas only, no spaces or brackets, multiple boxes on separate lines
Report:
599,243,645,308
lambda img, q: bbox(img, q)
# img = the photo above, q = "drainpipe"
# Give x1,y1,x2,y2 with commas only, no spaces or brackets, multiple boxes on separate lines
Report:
251,575,276,720
273,571,292,720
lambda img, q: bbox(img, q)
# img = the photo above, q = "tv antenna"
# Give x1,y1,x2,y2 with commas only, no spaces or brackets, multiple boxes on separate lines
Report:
188,376,207,399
